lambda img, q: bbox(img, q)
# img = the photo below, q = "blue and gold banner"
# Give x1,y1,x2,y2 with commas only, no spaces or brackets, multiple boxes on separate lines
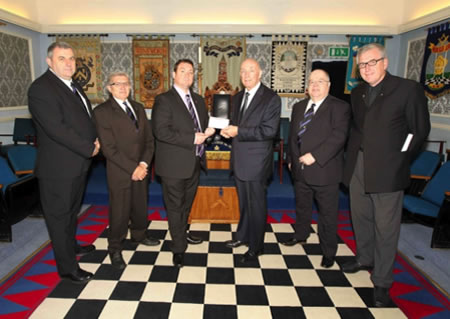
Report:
420,22,450,99
344,36,385,94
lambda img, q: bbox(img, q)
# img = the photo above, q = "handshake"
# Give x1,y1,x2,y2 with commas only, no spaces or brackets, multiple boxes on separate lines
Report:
195,127,215,145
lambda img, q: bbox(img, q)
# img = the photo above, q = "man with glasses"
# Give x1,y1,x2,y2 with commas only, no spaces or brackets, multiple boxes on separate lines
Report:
342,43,430,307
280,69,350,269
94,72,160,269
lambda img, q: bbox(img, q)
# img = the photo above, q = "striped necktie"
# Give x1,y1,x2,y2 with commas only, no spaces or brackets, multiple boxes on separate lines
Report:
297,103,316,147
186,94,204,157
123,101,138,130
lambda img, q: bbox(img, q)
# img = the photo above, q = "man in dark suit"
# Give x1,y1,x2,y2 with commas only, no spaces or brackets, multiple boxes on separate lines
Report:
94,72,160,269
281,69,350,268
221,58,281,263
28,42,100,283
342,43,430,307
152,59,214,267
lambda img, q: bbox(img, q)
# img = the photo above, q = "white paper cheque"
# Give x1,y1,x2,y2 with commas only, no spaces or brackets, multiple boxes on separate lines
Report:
208,117,230,129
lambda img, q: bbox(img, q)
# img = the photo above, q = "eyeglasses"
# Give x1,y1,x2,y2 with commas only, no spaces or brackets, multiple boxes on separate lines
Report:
308,80,329,86
109,82,130,87
357,57,384,69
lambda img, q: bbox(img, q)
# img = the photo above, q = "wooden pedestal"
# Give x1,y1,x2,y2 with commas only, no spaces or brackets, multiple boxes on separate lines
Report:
189,186,239,223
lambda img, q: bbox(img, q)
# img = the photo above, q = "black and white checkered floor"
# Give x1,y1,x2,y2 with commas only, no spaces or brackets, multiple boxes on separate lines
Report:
31,221,406,319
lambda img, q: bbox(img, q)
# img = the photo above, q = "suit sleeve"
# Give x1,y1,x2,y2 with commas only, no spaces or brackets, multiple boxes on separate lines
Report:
28,81,95,158
406,82,431,160
311,100,350,167
94,106,138,175
238,94,281,141
152,94,196,150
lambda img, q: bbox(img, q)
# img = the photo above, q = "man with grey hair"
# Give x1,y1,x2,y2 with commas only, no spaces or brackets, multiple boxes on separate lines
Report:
94,72,160,269
28,41,100,283
342,43,430,307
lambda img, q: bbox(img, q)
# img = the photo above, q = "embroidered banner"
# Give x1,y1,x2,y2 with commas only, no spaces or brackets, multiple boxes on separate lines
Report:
56,36,103,102
270,38,308,97
200,36,245,109
132,38,170,108
344,36,385,94
420,22,450,99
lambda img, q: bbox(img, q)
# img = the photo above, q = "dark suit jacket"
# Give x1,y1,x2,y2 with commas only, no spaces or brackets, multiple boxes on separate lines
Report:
342,72,431,193
152,87,209,179
230,84,281,181
28,69,97,179
288,95,350,186
94,98,154,188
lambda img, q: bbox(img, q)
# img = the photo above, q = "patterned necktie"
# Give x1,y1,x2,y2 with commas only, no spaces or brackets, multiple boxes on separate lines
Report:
186,94,204,157
238,92,250,124
70,82,91,117
297,103,316,147
123,101,138,130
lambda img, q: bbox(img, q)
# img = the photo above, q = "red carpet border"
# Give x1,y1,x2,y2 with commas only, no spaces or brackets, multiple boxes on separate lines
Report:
0,206,449,318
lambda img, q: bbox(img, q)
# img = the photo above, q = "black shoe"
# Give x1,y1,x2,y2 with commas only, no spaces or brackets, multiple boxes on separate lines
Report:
60,268,93,284
225,239,248,248
341,260,373,273
131,237,160,246
109,251,126,270
280,238,307,246
75,244,96,256
321,256,335,268
173,253,184,267
187,234,203,245
240,249,263,263
374,286,391,307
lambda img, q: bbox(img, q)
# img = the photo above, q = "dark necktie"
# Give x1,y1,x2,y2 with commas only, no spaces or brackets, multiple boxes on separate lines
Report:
297,103,316,147
123,101,138,130
238,92,250,124
186,94,204,157
70,82,91,117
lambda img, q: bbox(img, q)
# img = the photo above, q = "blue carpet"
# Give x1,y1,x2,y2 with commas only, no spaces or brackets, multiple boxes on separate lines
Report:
84,161,350,210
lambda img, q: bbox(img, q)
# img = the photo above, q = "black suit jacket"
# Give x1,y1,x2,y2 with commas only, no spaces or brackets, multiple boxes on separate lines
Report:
28,69,97,179
342,72,430,192
152,87,209,179
230,84,281,181
94,98,154,188
288,95,350,186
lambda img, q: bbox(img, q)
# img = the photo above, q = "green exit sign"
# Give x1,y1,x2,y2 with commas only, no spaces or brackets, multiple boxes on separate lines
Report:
329,47,349,57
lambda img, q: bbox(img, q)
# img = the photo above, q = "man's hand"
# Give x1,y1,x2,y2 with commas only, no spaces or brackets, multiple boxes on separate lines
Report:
131,163,148,181
204,127,215,137
220,125,238,138
194,132,208,145
92,138,100,157
299,153,316,166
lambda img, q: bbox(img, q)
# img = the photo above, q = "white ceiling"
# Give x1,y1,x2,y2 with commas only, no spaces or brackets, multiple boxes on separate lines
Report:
0,0,449,34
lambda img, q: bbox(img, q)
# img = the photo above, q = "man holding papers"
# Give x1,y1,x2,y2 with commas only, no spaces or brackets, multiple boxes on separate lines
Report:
342,43,430,307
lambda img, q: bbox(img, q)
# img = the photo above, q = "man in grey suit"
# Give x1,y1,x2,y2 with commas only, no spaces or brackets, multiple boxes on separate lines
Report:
342,43,430,307
281,69,350,269
94,72,160,270
28,42,99,283
152,59,214,267
221,58,281,263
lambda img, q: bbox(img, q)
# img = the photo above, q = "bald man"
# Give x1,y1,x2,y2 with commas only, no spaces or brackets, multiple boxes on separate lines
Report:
281,69,350,268
221,58,281,263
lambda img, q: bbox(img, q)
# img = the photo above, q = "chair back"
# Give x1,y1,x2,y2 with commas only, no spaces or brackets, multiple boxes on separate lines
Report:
7,145,37,175
12,118,36,144
0,157,18,192
422,162,450,206
410,150,441,177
